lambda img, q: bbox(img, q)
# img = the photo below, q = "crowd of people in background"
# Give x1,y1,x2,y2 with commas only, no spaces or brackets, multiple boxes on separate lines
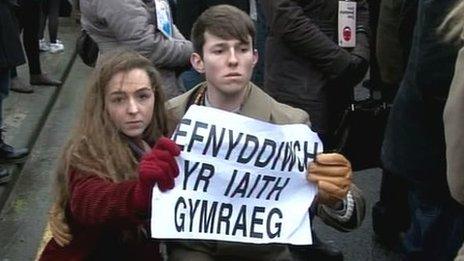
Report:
0,0,67,187
9,0,63,94
1,0,464,260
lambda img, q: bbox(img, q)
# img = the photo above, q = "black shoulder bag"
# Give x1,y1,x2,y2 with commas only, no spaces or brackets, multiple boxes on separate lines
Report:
335,92,390,171
76,29,99,67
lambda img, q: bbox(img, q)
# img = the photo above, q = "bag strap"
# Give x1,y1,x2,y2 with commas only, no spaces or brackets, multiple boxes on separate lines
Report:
333,104,354,153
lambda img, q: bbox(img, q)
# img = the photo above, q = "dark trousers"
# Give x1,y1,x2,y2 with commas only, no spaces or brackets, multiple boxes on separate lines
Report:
39,0,61,43
402,186,464,260
14,0,42,75
372,169,410,243
0,69,11,126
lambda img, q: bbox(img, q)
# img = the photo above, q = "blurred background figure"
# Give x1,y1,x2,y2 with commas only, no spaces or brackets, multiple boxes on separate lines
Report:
79,0,192,99
260,1,369,260
261,0,369,151
72,0,79,23
0,0,31,184
39,0,64,53
10,0,62,94
442,1,464,260
381,0,463,259
371,0,417,248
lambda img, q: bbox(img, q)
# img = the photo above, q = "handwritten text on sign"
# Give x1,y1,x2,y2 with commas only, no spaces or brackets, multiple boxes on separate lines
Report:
151,105,322,245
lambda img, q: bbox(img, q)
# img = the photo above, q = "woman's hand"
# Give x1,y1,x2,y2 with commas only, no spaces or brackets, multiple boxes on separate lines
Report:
307,153,352,206
133,137,181,212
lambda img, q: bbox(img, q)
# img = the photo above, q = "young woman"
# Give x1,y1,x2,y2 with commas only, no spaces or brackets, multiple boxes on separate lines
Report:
39,50,180,260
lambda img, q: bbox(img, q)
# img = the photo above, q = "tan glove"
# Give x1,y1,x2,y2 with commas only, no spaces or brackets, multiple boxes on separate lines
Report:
307,153,352,206
49,203,72,247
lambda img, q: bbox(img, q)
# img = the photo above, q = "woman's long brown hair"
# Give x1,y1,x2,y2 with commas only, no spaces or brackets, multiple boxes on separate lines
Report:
53,50,169,219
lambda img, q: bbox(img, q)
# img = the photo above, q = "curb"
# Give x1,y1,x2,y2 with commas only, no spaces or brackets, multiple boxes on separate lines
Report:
0,47,77,211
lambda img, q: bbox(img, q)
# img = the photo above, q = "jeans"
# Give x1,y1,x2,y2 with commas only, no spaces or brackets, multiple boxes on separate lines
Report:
15,0,42,75
39,0,61,43
401,186,464,260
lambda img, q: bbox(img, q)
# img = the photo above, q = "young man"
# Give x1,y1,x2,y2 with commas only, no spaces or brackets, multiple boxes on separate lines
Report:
166,5,365,260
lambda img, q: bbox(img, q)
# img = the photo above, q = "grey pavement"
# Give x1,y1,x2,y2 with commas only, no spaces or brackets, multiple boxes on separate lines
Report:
0,18,91,260
0,18,400,261
313,168,402,261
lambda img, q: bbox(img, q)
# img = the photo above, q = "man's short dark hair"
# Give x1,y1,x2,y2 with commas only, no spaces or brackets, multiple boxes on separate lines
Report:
191,4,256,56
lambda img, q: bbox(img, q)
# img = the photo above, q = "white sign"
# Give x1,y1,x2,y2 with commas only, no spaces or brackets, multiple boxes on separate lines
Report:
151,105,322,245
155,0,173,38
338,0,357,47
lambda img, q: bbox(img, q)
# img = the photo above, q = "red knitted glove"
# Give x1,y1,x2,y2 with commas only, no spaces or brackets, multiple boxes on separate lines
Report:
133,137,181,213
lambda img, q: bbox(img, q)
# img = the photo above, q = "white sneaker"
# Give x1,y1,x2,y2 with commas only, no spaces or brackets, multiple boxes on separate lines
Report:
49,42,65,53
39,39,50,52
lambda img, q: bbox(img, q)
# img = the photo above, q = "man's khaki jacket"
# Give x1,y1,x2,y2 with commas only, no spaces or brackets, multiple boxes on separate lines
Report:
164,82,365,261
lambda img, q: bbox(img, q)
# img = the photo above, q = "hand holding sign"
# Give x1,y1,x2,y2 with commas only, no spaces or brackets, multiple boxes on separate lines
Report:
134,137,181,212
307,153,352,206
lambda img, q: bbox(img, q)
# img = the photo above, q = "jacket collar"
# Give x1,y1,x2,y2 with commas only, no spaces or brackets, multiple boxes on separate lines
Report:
198,81,273,122
167,81,273,124
240,82,272,122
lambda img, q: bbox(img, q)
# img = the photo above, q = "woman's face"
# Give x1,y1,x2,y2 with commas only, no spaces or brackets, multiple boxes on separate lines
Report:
105,68,155,139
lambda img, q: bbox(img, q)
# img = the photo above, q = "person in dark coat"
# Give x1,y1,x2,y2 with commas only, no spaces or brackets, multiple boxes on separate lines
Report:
175,0,249,39
0,0,30,184
261,2,369,259
261,0,369,151
9,0,62,94
0,0,25,70
381,0,464,259
371,0,417,246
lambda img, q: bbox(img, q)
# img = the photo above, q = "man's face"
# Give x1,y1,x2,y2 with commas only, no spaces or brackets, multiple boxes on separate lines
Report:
191,31,258,97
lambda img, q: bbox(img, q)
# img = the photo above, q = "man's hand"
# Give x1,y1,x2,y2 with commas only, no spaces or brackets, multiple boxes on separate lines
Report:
307,153,352,206
49,203,72,247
